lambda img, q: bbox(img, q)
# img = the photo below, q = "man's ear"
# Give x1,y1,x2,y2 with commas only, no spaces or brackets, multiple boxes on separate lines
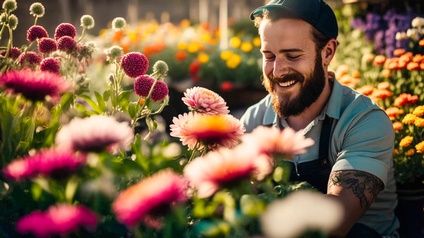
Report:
322,38,338,66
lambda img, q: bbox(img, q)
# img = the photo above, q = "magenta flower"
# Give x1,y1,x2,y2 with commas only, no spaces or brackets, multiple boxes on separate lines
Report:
242,126,315,160
16,204,98,237
182,87,229,115
0,69,72,101
134,75,169,101
26,25,48,42
112,169,188,228
120,52,149,78
2,148,87,180
184,145,273,198
0,46,22,59
170,112,245,150
40,57,60,74
54,23,77,40
57,36,76,52
18,51,41,69
38,37,58,54
55,115,134,153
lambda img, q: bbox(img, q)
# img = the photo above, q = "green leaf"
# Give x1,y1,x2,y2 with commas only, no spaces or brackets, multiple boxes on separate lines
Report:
78,94,103,114
128,101,140,118
94,91,106,111
117,90,132,110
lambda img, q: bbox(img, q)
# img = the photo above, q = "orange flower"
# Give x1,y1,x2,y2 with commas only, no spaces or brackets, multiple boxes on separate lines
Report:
381,69,391,78
412,105,424,117
419,39,424,47
175,51,188,61
351,70,361,79
392,121,403,131
385,107,403,118
406,62,420,70
356,85,374,96
377,81,390,90
412,54,422,63
372,88,392,100
414,117,424,127
415,141,424,153
393,48,406,57
399,136,413,147
402,114,417,125
394,93,419,107
405,148,415,156
373,55,386,66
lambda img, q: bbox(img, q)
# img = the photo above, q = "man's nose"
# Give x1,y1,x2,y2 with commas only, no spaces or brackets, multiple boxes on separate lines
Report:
273,63,290,78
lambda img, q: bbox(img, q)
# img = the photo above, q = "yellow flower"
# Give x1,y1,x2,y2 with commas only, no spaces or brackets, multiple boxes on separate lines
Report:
229,36,241,48
220,50,233,61
402,113,417,125
252,36,261,47
399,136,413,147
414,117,424,127
200,33,211,44
226,53,242,69
412,105,424,117
240,42,253,53
415,141,424,153
187,42,200,53
405,148,415,156
177,42,188,50
197,52,209,63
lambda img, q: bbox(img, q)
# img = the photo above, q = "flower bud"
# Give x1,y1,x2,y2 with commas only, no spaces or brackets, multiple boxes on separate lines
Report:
80,15,95,29
29,2,45,17
2,0,17,12
8,14,18,30
152,60,168,77
111,17,126,31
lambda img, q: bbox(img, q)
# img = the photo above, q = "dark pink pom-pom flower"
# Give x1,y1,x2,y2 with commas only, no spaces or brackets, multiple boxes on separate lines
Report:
120,52,149,78
134,75,168,102
26,25,48,42
0,47,22,59
54,23,77,40
57,36,76,52
38,38,57,54
40,57,60,74
18,52,41,69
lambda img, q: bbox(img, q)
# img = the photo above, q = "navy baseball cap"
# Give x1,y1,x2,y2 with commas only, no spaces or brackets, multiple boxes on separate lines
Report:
249,0,338,39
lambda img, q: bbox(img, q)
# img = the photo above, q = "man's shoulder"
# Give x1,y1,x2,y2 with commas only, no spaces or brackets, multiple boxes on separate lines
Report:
240,94,274,133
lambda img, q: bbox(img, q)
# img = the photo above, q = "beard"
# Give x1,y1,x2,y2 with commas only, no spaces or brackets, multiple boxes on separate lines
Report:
262,54,326,118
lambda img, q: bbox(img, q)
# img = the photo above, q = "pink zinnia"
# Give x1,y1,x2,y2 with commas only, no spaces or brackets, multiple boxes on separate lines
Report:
16,204,98,237
0,69,72,101
55,115,134,153
134,75,169,101
26,25,48,42
170,112,245,150
40,57,60,74
112,169,188,228
54,23,77,40
18,51,41,69
57,36,76,52
241,126,315,161
183,146,273,198
182,87,229,115
120,52,149,78
38,37,58,54
2,148,87,180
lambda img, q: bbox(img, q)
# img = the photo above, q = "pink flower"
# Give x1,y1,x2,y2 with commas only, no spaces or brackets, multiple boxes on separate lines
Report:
16,204,98,237
182,87,229,115
2,148,87,180
112,169,188,228
57,36,76,52
26,25,48,42
55,115,134,153
1,46,22,59
54,23,77,40
0,69,72,101
38,38,57,54
170,112,245,150
242,126,315,160
183,146,273,198
40,57,60,74
120,52,149,78
18,51,41,69
134,75,169,101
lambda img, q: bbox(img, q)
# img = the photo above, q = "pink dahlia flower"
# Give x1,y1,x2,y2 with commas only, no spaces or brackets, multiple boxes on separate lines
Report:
134,75,169,101
0,69,72,101
183,146,273,198
40,57,60,74
55,115,134,153
57,36,76,52
38,37,58,54
182,86,229,115
2,148,87,180
18,51,41,69
120,52,149,78
26,25,48,42
112,169,188,228
242,126,314,160
16,204,98,237
54,23,77,40
170,112,245,150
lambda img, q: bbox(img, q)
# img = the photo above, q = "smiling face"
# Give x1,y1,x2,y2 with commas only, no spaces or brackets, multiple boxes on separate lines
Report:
259,18,326,118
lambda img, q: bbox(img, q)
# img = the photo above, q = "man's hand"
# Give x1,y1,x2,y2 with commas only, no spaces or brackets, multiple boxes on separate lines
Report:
326,170,384,237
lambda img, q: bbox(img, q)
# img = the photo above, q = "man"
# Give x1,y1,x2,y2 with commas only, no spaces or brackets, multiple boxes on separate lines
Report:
241,0,399,237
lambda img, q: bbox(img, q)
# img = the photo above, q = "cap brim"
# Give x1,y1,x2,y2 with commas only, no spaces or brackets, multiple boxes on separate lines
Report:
249,5,298,21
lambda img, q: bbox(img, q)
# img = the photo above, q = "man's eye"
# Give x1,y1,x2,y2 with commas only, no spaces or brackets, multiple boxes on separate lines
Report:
287,55,300,60
263,55,275,61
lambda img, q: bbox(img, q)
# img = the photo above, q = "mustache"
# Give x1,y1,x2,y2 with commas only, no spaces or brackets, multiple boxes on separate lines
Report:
267,72,304,84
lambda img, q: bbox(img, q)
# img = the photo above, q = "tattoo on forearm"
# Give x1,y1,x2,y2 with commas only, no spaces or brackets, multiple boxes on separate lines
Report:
329,170,383,208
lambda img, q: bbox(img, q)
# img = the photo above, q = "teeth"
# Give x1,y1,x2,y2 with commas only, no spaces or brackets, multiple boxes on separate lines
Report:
278,80,296,87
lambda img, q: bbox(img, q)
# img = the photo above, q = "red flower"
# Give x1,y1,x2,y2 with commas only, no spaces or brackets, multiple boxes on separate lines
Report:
26,25,48,42
220,81,233,92
120,52,149,78
18,51,41,69
57,36,76,52
134,75,169,101
38,38,57,54
0,46,22,59
54,23,77,40
40,57,60,74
